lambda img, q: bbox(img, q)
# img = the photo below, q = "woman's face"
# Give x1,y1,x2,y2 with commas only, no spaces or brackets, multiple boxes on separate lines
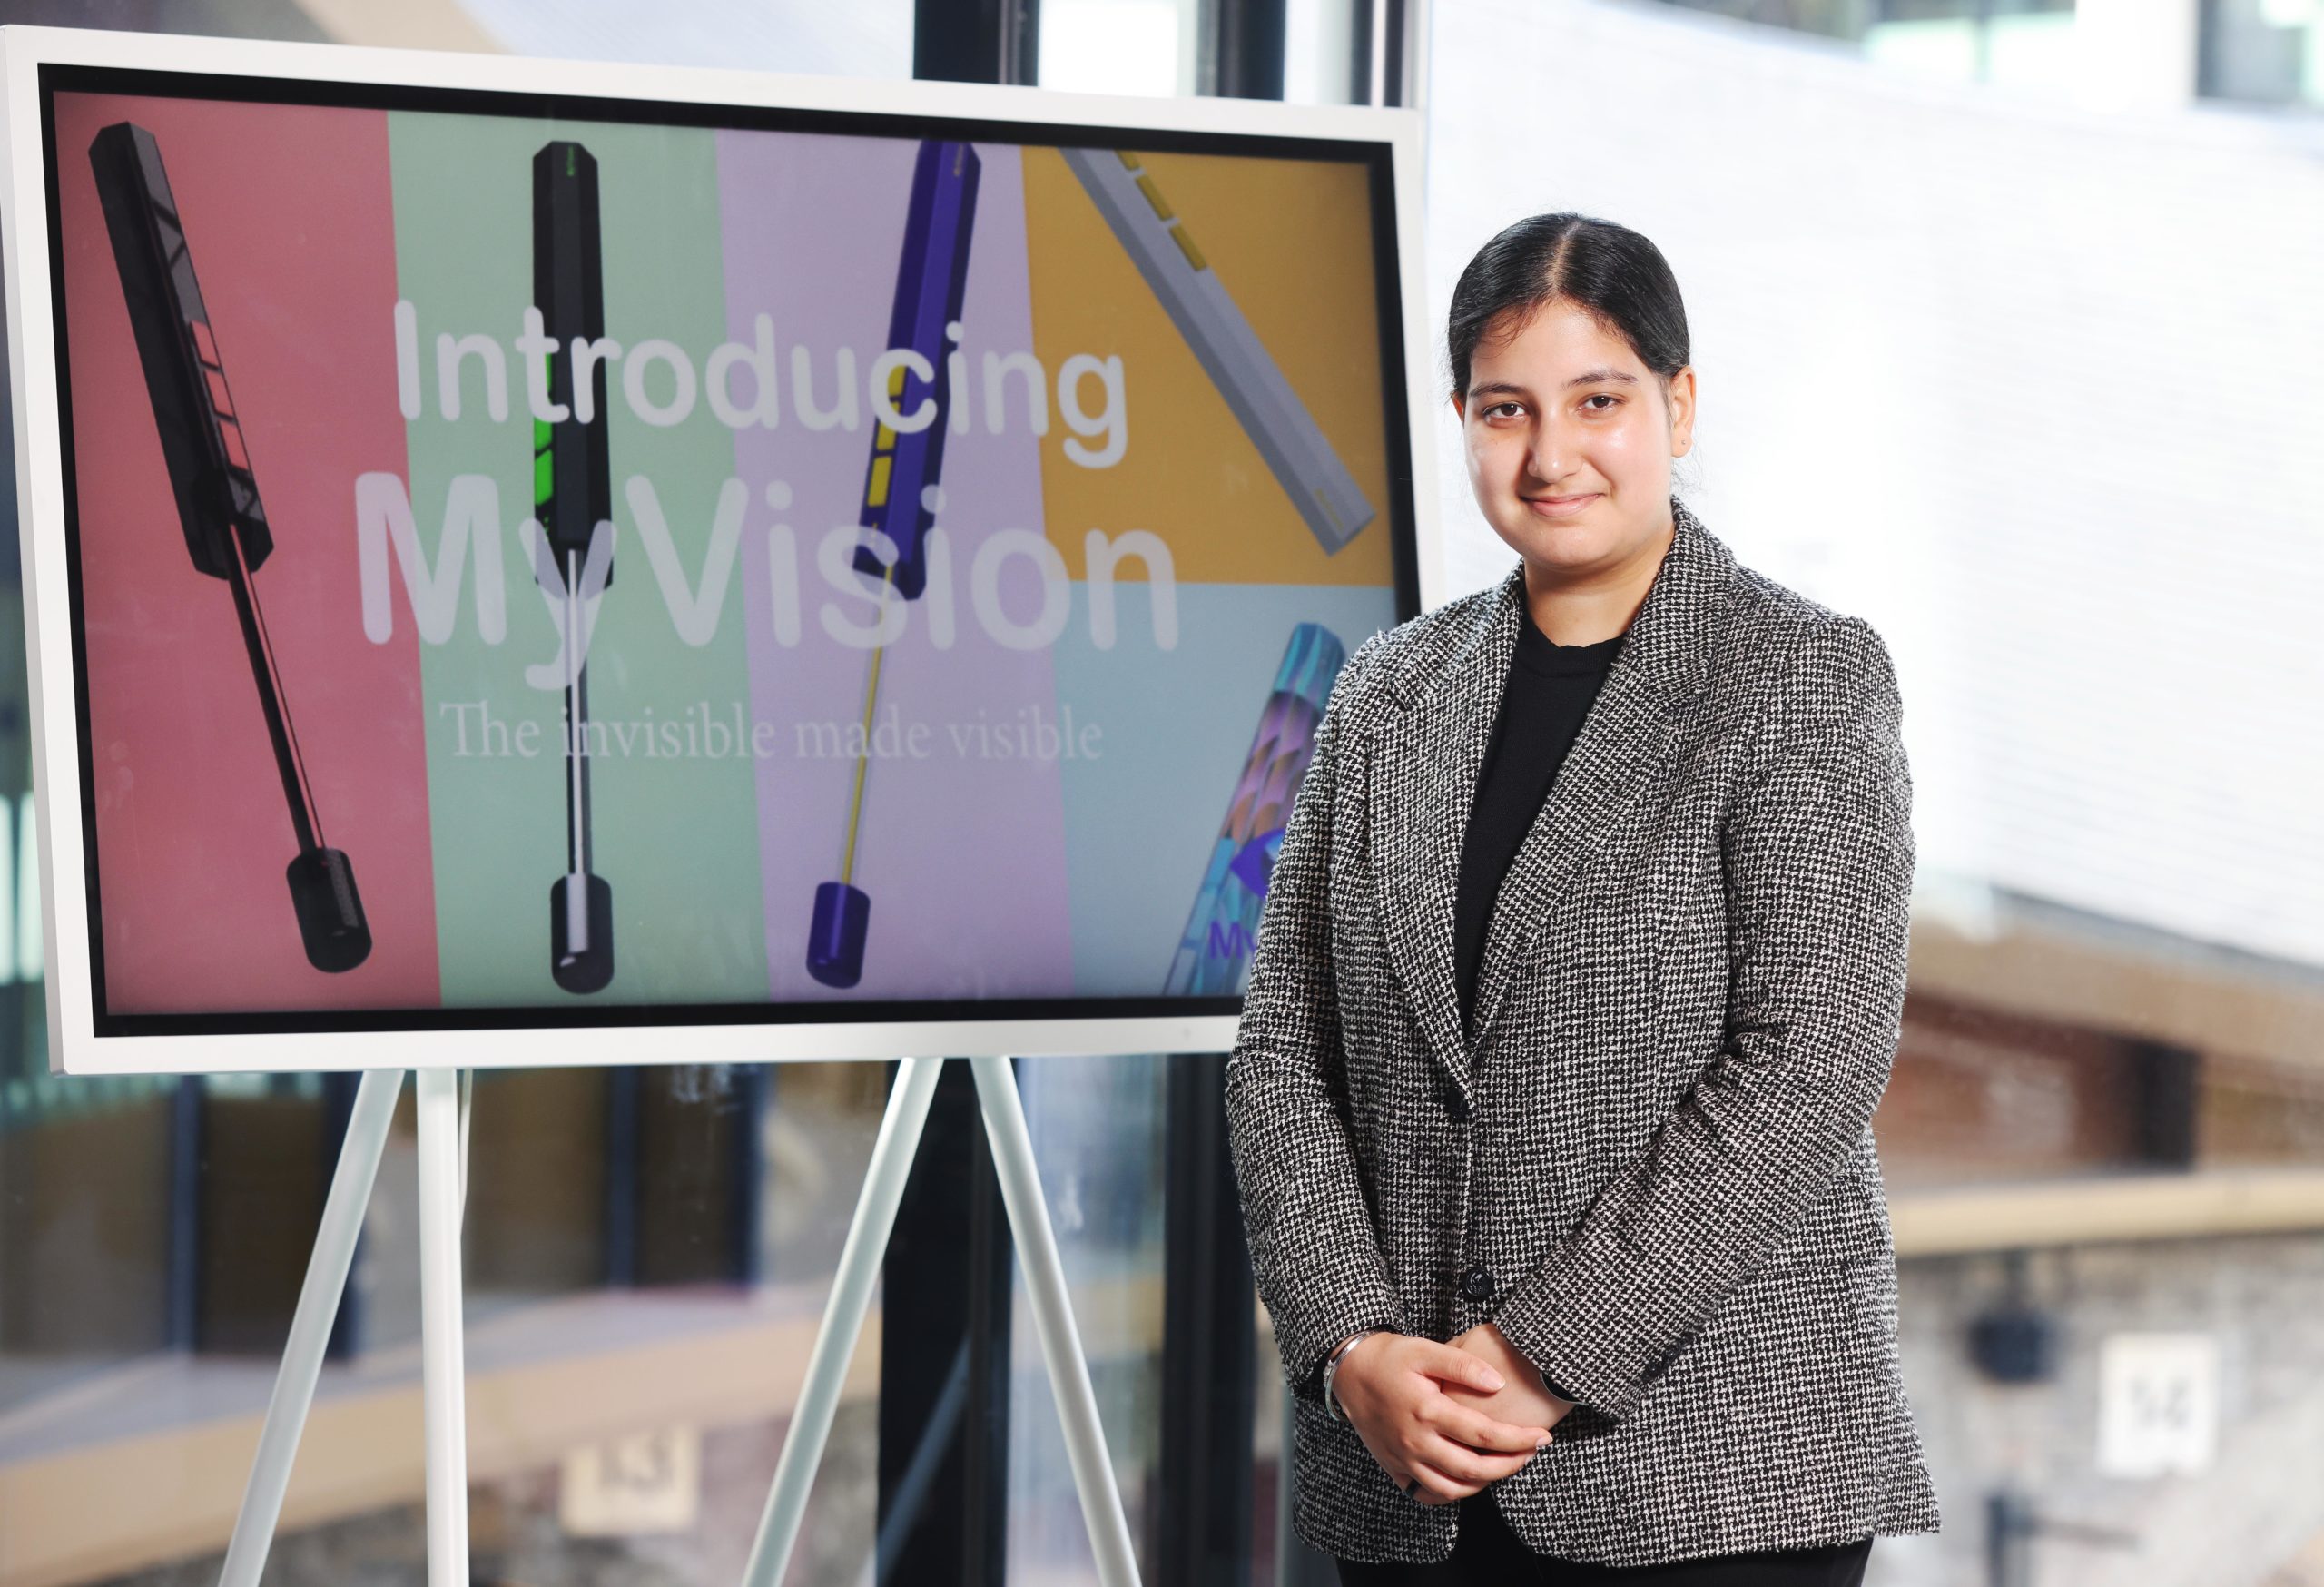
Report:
1452,299,1695,580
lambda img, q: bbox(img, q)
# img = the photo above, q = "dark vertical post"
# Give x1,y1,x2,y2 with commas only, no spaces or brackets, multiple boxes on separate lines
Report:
1349,0,1416,105
1158,1052,1257,1584
1351,0,1418,106
916,0,1040,85
165,1075,204,1350
604,1067,641,1287
730,1065,772,1286
879,1059,1013,1586
1380,0,1412,104
2130,1039,2201,1168
1204,0,1289,98
320,1070,363,1358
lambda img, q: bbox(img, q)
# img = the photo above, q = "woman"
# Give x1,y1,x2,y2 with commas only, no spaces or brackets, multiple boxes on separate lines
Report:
1224,213,1941,1585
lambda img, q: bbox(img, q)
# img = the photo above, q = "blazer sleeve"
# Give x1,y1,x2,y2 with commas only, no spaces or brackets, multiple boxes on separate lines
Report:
1225,632,1410,1406
1488,614,1915,1421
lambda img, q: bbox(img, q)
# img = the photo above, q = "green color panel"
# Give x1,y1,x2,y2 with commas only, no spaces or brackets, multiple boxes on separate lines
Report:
387,112,767,1008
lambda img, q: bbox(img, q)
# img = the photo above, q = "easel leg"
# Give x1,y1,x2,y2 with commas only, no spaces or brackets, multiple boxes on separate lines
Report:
216,1069,404,1587
969,1054,1144,1587
739,1055,946,1587
417,1067,470,1587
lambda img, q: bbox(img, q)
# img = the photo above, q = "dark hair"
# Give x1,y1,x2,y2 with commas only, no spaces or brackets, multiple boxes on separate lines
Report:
1446,213,1691,404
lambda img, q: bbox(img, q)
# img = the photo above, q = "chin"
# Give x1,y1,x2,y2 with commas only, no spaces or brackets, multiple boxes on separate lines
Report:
1498,520,1615,564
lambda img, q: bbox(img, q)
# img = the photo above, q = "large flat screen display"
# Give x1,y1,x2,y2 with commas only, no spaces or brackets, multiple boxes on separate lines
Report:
0,28,1430,1072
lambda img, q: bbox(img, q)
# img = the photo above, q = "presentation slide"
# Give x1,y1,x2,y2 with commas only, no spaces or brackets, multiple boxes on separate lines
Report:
36,73,1412,1033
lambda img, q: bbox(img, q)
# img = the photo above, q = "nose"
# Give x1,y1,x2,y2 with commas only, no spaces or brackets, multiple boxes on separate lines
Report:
1522,412,1572,488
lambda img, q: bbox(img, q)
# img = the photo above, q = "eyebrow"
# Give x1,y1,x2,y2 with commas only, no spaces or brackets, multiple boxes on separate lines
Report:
1467,368,1639,400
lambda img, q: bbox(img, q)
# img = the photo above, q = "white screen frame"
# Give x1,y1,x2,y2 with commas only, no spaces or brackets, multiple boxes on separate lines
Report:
0,23,1440,1075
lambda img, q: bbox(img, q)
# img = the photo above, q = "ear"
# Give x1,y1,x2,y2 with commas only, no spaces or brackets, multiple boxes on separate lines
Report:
1449,389,1466,421
1666,367,1697,457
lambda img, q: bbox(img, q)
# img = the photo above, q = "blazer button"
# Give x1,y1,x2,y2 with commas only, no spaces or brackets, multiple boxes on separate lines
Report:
1459,1265,1493,1302
1446,1089,1471,1121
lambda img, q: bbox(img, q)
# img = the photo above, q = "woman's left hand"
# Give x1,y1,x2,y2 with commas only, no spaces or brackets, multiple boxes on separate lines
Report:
1432,1323,1576,1481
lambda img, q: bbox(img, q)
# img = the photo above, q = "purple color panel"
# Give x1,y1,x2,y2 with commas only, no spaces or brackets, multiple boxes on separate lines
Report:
714,133,1076,1003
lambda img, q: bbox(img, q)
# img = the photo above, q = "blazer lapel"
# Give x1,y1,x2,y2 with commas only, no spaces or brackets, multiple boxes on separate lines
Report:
1371,570,1519,1101
1371,499,1736,1102
1467,501,1735,1057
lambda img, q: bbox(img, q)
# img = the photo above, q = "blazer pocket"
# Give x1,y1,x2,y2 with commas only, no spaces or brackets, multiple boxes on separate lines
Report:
1754,1155,1887,1274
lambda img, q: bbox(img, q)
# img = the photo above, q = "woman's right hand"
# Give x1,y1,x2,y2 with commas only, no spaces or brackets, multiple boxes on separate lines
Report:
1329,1332,1556,1505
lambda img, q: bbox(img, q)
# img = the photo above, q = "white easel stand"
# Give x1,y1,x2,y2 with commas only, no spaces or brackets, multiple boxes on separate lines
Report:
215,1068,472,1587
739,1053,1144,1587
212,1056,1140,1587
414,1069,471,1582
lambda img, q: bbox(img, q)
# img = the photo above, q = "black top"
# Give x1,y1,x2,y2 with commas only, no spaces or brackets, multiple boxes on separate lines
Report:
1452,604,1625,1041
1451,602,1622,1414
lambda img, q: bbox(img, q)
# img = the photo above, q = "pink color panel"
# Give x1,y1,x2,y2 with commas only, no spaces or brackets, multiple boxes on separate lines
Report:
52,93,441,1016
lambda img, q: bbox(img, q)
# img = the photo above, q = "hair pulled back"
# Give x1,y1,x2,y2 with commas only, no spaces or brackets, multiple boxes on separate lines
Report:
1446,213,1691,402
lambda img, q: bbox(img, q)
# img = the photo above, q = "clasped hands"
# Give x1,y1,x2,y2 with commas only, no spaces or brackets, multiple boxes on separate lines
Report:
1328,1323,1576,1507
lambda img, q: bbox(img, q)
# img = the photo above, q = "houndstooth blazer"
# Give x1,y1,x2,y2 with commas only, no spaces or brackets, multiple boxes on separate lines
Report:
1225,497,1943,1567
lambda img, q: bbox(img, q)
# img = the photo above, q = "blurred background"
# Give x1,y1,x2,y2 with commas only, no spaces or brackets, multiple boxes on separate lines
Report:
0,0,2319,1584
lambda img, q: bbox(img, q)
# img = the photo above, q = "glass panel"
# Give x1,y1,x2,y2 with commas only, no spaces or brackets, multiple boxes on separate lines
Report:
1005,1052,1167,1582
1038,0,1200,96
2203,0,2324,103
1985,9,2081,89
1862,16,1984,78
1285,0,1365,104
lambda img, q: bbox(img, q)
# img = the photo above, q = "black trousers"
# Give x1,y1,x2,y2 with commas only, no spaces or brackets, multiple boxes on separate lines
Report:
1334,1491,1874,1587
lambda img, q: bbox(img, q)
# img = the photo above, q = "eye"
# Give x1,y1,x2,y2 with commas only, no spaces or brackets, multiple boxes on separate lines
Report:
1482,400,1524,420
1582,393,1621,411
